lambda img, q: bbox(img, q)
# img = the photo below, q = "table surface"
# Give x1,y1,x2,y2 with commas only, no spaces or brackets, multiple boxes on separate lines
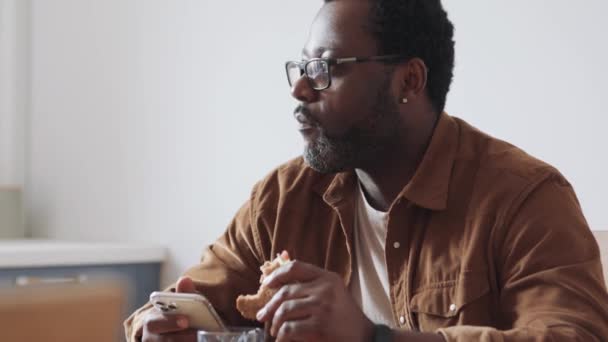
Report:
0,239,166,268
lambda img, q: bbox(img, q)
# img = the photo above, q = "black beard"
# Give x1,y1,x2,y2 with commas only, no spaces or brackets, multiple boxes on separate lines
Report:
304,77,401,174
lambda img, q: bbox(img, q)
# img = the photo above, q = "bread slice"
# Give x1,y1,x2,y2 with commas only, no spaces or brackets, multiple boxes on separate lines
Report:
236,251,290,320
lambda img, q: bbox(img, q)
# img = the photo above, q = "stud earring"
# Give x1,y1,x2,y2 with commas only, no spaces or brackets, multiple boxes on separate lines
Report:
401,98,408,104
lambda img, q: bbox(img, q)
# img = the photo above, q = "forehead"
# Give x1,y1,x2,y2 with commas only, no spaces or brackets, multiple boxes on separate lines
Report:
303,0,377,57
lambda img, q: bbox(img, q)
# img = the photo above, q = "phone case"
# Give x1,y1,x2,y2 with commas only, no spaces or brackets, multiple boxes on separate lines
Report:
149,292,227,332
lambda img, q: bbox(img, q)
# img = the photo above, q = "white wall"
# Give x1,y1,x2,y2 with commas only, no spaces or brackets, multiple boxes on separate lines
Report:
0,0,28,187
26,0,317,284
442,0,608,234
23,1,608,286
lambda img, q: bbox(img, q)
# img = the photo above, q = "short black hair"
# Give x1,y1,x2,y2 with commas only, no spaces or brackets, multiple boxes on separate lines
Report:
326,0,455,113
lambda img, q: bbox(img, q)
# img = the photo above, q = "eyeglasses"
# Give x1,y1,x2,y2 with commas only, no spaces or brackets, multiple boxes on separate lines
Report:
285,54,404,91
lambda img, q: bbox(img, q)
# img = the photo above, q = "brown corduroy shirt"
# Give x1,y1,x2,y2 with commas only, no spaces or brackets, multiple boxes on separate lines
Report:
125,113,608,341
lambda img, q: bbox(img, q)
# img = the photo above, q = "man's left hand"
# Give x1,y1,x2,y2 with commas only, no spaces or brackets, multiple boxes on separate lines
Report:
255,260,374,342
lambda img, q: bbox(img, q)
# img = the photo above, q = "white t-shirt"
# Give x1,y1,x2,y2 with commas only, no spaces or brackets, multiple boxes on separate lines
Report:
348,182,396,327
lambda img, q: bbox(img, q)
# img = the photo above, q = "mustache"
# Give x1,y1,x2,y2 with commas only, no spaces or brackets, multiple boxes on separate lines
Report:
293,105,319,127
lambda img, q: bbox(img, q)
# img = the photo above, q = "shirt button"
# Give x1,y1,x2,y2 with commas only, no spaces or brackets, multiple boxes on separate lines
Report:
393,241,401,249
449,304,457,312
399,316,405,325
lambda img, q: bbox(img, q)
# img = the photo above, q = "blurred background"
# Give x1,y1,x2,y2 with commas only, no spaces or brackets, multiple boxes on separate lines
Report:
1,0,607,330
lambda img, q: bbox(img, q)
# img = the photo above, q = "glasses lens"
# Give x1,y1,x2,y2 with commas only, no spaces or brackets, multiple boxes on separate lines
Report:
305,60,330,90
286,62,304,87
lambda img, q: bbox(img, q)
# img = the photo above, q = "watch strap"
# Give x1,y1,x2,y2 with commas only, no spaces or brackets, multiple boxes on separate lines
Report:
372,324,393,342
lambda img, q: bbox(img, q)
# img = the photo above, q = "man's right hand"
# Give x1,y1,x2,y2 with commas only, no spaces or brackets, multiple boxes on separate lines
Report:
141,277,198,342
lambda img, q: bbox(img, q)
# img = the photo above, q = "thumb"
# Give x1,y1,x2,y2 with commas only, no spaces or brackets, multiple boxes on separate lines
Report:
175,276,197,293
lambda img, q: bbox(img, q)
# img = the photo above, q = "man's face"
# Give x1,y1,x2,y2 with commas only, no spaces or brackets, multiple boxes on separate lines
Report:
292,1,402,174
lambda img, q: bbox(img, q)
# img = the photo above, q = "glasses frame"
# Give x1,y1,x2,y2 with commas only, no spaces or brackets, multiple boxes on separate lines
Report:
285,54,405,90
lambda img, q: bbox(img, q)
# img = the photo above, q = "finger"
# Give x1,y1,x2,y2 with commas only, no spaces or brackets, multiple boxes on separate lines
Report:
176,276,197,293
144,310,189,334
275,316,321,342
262,260,323,289
279,250,290,261
256,282,310,322
270,297,317,337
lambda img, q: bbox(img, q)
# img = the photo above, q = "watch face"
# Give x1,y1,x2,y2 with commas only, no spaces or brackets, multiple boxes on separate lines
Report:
373,324,393,342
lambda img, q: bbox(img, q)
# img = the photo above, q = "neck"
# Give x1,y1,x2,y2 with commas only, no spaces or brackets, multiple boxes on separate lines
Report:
355,111,438,212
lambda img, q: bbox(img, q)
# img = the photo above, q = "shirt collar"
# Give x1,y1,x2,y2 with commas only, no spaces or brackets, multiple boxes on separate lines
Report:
399,112,458,211
314,112,458,211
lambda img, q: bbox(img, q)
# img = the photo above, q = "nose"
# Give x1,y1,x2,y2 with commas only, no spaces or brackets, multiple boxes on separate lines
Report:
290,74,318,103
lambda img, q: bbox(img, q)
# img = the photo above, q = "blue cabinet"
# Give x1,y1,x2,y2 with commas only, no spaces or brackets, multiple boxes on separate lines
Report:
0,240,166,321
0,262,161,314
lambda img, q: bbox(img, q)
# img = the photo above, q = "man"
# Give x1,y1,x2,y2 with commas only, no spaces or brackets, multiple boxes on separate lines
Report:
125,0,608,341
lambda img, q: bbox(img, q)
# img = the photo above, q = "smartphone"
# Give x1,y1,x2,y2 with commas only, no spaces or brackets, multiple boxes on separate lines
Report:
149,291,227,332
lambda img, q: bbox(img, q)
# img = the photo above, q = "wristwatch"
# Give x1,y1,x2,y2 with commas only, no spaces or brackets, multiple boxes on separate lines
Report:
372,324,393,342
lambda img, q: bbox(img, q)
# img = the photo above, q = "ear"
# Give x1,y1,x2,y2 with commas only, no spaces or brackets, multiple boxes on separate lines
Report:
395,58,428,102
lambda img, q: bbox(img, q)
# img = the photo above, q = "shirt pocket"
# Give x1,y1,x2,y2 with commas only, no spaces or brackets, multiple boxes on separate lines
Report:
409,272,491,332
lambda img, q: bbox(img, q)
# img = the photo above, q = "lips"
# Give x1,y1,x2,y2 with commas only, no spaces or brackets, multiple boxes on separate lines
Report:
298,122,316,130
294,110,319,143
294,106,318,128
295,113,318,137
293,105,321,141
